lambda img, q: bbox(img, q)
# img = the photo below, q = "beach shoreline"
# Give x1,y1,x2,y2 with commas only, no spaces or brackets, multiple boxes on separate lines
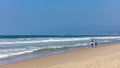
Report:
1,43,120,68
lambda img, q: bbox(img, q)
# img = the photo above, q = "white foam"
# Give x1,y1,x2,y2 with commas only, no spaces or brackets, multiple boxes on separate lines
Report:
0,38,91,45
0,47,41,59
73,43,88,46
0,36,120,44
0,54,9,58
0,36,120,45
0,43,88,59
92,36,120,39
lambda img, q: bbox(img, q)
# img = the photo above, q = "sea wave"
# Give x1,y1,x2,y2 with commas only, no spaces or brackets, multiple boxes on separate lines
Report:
0,43,88,59
0,36,120,45
92,36,120,39
0,38,90,45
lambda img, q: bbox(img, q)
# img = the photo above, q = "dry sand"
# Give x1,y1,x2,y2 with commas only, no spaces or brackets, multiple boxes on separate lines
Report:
1,44,120,68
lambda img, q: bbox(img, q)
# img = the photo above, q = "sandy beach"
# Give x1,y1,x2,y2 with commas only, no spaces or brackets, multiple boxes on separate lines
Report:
1,44,120,68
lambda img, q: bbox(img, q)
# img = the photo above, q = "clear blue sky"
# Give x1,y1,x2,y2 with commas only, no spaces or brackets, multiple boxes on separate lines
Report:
0,0,120,35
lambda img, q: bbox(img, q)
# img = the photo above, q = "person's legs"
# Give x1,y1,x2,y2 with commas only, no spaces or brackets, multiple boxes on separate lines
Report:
95,43,97,47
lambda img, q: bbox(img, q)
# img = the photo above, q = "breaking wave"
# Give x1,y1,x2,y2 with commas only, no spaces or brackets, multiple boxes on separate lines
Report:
0,36,120,45
0,43,88,59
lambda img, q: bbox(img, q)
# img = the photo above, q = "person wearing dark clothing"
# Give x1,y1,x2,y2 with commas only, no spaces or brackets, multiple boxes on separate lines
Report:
90,40,94,47
90,40,97,47
95,42,97,47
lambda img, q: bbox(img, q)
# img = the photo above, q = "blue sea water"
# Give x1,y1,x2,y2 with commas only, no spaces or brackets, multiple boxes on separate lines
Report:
0,35,120,65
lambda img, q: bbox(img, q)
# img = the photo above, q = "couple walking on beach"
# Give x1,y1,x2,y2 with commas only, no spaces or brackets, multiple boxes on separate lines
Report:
90,40,97,47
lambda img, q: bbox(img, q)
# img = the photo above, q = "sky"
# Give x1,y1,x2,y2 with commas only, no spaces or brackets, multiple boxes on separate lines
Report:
0,0,120,35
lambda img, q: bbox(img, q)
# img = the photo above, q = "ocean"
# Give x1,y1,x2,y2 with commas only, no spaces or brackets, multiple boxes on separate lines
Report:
0,35,120,65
